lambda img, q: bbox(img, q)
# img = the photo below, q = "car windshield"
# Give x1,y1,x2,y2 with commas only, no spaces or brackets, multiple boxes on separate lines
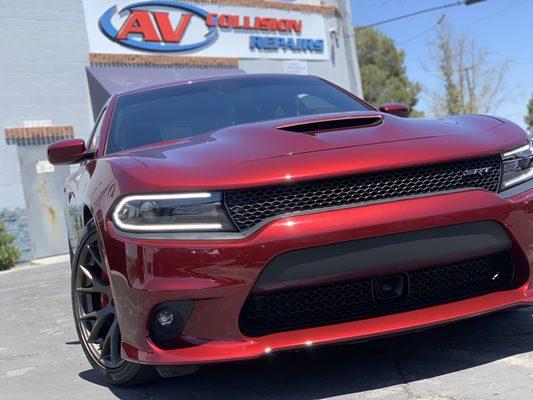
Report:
106,75,371,153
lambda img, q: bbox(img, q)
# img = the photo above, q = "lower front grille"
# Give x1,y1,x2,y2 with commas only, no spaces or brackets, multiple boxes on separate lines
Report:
240,252,514,336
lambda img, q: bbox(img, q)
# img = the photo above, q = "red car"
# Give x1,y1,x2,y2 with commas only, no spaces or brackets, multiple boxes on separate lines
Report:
48,75,533,386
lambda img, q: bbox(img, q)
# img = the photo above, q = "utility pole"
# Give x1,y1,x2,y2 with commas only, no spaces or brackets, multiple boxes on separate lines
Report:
355,0,487,30
339,0,364,96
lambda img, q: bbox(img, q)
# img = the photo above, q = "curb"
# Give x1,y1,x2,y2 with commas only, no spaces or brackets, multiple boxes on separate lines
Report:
0,254,69,275
30,254,70,265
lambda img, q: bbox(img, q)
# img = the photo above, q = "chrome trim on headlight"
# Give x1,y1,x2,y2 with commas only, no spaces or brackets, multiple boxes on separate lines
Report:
500,142,533,190
498,179,533,198
112,192,236,233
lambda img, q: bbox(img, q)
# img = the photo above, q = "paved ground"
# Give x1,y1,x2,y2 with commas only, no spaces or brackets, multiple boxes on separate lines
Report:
1,261,533,400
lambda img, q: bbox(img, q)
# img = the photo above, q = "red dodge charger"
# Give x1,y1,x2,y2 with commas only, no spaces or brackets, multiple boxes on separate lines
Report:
48,75,533,385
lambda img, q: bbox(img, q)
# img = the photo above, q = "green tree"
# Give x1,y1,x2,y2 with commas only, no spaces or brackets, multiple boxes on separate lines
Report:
0,223,20,271
355,27,422,116
526,94,533,133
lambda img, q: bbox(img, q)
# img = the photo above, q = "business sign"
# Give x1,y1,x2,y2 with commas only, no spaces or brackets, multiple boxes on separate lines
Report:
82,0,329,60
271,0,322,5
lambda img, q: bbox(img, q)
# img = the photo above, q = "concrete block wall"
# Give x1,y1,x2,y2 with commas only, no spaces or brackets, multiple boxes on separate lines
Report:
0,0,360,261
0,0,92,259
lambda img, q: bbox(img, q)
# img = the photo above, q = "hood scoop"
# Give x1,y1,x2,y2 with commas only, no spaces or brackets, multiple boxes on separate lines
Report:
277,114,383,135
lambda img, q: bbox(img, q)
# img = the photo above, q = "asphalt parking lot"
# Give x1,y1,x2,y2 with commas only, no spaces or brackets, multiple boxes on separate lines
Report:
1,260,533,400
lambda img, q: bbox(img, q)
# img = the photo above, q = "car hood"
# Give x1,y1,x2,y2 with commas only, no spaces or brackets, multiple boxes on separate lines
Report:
109,112,528,191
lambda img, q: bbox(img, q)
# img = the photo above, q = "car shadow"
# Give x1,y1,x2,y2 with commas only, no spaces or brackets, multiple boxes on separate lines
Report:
79,307,533,400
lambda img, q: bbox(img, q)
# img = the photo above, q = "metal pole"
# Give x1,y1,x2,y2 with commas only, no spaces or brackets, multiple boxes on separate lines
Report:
338,0,363,96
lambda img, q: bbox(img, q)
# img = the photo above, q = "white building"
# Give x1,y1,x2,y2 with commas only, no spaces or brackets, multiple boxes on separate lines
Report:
0,0,362,259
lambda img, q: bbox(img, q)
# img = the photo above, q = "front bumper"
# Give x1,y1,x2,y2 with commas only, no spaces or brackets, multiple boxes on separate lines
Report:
101,187,533,365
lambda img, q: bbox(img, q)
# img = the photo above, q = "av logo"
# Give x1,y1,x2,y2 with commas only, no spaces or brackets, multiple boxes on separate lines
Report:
116,10,192,43
99,1,218,52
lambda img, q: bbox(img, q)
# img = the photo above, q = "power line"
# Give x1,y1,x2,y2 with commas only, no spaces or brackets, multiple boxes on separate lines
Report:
399,14,446,45
351,0,412,10
355,0,487,30
467,0,531,27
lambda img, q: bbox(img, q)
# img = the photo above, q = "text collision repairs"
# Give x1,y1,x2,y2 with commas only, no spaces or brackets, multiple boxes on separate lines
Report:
100,1,324,53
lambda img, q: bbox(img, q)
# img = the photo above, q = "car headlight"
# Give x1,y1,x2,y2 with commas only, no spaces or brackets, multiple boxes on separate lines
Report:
500,141,533,190
112,192,236,232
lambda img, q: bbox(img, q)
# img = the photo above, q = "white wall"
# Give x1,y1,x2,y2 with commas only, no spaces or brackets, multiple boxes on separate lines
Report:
0,0,361,211
0,0,92,209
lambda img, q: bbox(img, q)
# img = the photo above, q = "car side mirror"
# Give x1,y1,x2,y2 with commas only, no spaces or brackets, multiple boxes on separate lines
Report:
378,103,410,118
48,138,93,165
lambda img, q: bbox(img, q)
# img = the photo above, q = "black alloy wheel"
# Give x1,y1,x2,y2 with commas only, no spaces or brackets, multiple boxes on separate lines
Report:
74,233,123,368
71,220,157,386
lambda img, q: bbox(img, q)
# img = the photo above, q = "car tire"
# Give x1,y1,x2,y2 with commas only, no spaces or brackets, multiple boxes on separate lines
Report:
71,219,159,386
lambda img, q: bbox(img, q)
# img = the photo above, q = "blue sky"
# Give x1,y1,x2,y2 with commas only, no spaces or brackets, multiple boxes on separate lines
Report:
350,0,533,129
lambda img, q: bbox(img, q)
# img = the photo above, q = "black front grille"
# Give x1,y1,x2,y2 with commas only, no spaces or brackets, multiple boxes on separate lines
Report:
225,155,501,231
240,252,514,336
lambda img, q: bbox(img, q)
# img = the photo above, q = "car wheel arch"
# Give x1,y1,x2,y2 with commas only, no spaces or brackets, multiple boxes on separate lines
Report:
82,205,93,227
